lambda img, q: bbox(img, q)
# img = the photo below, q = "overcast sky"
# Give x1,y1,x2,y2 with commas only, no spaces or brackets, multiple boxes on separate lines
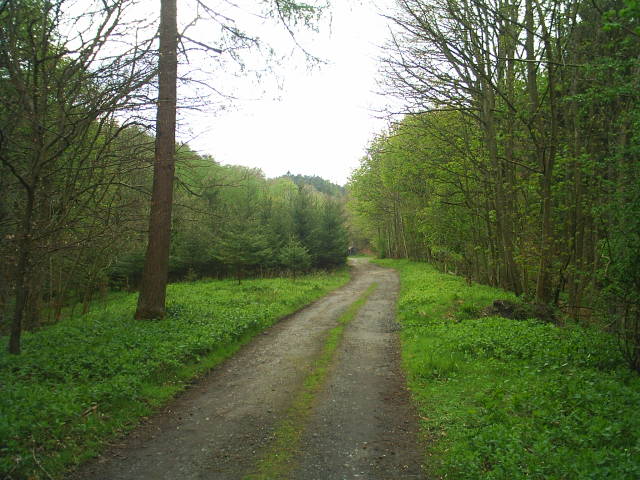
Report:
178,0,395,186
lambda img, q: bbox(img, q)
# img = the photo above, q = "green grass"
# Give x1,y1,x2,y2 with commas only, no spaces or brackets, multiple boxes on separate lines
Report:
0,270,350,479
245,282,378,480
375,259,640,480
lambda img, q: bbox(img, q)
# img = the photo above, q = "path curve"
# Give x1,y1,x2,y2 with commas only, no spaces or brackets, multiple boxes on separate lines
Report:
69,259,425,479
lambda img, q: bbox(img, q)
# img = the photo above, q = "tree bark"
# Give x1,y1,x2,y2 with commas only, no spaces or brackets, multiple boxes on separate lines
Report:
534,2,559,305
135,0,178,319
9,188,34,354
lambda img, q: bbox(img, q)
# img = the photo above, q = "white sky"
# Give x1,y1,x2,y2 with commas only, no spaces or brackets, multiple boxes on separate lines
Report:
64,0,395,186
179,0,395,186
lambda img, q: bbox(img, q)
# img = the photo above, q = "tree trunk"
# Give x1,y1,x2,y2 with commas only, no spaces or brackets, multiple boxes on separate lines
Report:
536,170,554,303
534,5,559,305
525,0,554,304
568,85,585,319
135,0,178,319
482,89,520,293
9,189,35,354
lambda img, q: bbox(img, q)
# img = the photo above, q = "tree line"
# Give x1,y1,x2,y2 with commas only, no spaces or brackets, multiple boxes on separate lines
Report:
113,146,349,287
348,0,640,370
1,120,348,342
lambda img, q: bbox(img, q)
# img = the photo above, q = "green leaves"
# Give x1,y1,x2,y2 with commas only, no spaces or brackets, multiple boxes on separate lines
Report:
604,0,640,35
278,238,312,276
166,164,348,281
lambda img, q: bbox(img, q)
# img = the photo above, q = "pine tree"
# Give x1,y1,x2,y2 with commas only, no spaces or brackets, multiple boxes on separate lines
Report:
278,238,312,278
316,200,348,268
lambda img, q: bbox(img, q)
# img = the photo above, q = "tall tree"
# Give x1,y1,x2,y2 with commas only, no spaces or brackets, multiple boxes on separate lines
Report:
135,0,178,319
134,0,326,318
316,199,349,268
350,0,640,366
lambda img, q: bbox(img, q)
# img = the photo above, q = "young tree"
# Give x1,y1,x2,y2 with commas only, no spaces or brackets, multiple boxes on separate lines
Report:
278,238,311,278
316,199,348,268
293,185,320,261
215,222,273,283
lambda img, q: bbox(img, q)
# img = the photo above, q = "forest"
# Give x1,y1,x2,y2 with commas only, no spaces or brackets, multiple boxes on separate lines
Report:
2,0,640,477
0,0,348,354
0,125,349,337
348,0,640,370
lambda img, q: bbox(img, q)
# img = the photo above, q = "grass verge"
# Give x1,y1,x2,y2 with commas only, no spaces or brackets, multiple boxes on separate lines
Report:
245,282,379,480
0,270,350,479
375,259,640,480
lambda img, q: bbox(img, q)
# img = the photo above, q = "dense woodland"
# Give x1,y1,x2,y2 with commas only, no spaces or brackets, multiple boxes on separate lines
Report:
1,0,638,365
348,0,640,370
0,123,348,328
0,0,347,352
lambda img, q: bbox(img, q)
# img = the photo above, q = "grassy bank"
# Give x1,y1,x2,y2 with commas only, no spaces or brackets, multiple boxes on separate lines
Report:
376,259,640,480
0,270,349,479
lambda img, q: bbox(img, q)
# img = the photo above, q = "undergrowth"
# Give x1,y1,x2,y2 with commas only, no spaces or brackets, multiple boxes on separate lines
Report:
376,259,640,480
0,270,349,479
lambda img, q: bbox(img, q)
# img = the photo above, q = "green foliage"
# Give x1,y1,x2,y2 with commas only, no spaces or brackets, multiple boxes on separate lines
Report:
597,108,640,372
281,172,345,196
0,270,349,478
278,238,312,276
100,163,349,289
0,0,338,356
108,251,147,290
377,259,640,479
292,184,320,256
348,112,483,268
215,222,273,282
0,0,154,337
315,199,349,268
348,0,640,344
604,0,640,34
172,165,347,277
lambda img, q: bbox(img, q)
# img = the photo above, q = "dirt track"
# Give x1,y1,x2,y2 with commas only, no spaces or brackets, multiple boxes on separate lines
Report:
69,259,425,479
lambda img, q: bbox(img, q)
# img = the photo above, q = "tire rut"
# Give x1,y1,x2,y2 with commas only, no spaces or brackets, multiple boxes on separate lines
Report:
291,262,425,479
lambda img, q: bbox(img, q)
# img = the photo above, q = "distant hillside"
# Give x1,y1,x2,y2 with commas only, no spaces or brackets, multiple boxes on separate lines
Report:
282,172,345,197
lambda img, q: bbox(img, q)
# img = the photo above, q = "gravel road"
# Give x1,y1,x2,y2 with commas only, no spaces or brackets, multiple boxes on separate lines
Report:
69,259,425,480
